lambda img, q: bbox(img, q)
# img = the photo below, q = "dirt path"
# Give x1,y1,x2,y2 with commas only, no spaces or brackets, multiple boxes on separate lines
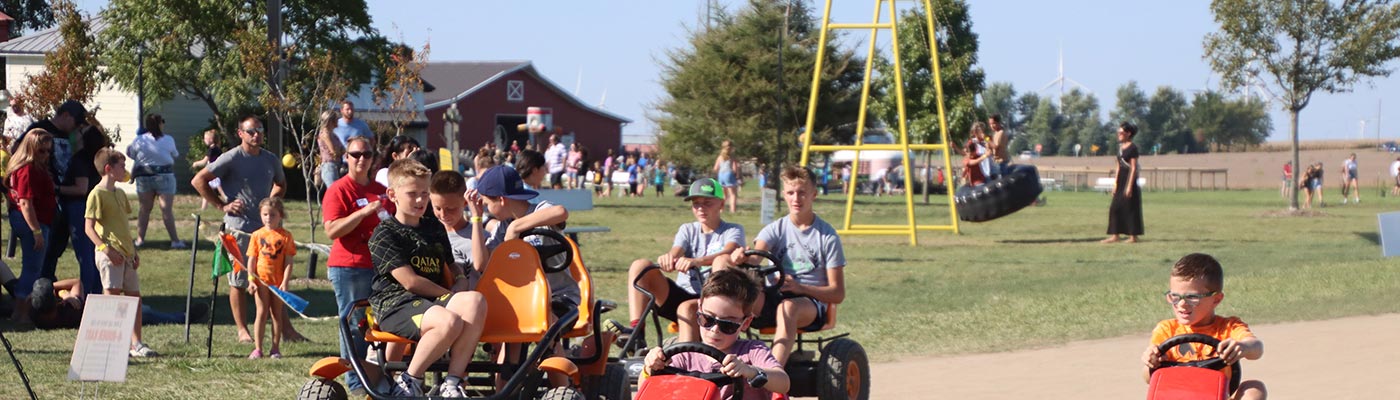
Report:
870,313,1400,399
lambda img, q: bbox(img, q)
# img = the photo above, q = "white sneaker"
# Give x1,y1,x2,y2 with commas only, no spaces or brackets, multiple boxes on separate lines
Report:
437,377,466,398
129,343,158,357
392,374,424,397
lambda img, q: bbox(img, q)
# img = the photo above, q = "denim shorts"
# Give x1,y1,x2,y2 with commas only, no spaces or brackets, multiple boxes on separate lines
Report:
135,173,177,195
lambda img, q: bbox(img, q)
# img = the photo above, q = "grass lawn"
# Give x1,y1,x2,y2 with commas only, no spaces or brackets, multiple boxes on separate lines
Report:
2,184,1398,398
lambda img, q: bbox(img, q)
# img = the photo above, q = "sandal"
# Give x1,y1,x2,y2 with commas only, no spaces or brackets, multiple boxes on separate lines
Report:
248,349,262,359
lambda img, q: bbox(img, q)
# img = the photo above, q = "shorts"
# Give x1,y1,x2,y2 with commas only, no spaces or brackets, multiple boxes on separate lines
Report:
629,182,638,193
550,171,565,187
1347,171,1358,180
96,249,139,292
718,171,738,188
654,183,664,194
134,173,177,195
751,286,828,332
651,277,699,321
374,294,456,341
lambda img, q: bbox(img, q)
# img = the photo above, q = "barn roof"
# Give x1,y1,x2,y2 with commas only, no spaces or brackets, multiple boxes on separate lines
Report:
0,17,109,56
422,60,630,123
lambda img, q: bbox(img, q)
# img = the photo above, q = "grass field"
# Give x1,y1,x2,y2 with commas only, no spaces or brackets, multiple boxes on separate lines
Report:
2,184,1399,399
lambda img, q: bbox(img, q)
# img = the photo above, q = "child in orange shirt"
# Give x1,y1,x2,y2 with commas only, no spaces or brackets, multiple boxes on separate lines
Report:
1142,253,1266,400
246,197,296,359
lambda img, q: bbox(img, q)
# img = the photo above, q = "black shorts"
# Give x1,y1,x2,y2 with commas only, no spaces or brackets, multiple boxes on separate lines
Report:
629,182,638,193
550,171,565,187
751,286,828,332
653,278,699,321
374,294,455,341
654,184,664,194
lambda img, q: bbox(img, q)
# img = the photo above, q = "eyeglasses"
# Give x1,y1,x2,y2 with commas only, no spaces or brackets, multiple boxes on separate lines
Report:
346,151,373,159
1164,291,1217,306
241,127,265,134
696,311,746,335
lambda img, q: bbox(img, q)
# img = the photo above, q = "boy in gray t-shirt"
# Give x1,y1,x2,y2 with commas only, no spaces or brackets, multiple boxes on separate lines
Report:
718,167,846,366
624,178,744,343
428,171,485,290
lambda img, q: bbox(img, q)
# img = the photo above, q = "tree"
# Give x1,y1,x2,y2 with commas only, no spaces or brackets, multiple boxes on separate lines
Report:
1109,81,1149,148
1188,91,1272,151
1145,86,1192,154
1204,0,1400,209
16,0,100,121
1057,89,1103,156
870,1,983,201
1025,97,1060,155
99,0,390,135
0,0,56,39
1010,92,1041,154
370,43,430,142
654,0,864,170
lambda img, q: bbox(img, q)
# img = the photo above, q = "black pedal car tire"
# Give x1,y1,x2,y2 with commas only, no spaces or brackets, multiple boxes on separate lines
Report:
818,338,870,400
540,387,587,400
954,164,1044,222
597,363,631,400
297,378,348,400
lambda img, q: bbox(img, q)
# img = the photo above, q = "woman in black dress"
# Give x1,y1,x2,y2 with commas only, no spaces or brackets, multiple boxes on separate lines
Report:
1103,122,1143,243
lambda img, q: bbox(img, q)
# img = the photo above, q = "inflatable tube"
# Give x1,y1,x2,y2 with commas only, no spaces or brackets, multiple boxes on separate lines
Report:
954,165,1044,222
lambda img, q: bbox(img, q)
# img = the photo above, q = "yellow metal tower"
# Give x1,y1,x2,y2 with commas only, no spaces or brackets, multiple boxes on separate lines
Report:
798,0,960,245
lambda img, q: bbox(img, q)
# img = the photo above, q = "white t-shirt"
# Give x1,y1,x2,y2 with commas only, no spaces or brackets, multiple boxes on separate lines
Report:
544,143,567,174
127,133,180,167
3,113,35,141
1389,160,1399,178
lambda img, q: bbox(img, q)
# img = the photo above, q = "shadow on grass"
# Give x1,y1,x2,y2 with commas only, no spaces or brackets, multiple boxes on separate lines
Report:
1355,231,1380,245
996,237,1104,244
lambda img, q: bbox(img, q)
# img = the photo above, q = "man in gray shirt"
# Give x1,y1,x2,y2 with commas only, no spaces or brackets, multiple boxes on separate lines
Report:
192,115,291,343
624,178,745,343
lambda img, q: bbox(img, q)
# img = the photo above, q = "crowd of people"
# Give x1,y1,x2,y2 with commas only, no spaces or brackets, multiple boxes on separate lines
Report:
1284,152,1382,209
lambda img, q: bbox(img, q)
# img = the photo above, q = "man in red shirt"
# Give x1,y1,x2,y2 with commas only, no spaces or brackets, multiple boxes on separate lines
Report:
321,136,394,395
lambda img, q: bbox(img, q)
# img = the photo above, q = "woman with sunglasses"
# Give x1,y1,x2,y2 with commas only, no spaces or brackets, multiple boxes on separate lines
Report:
7,129,56,323
643,268,790,399
126,113,185,249
320,135,395,395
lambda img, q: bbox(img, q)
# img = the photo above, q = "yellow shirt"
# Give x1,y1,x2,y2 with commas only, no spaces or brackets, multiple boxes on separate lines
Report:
84,186,135,257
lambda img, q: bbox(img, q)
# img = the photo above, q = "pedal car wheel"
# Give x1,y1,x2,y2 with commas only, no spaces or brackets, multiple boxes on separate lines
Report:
521,227,576,273
739,250,787,292
953,164,1043,222
296,378,347,400
1151,333,1242,396
540,386,587,400
818,338,870,400
599,363,631,400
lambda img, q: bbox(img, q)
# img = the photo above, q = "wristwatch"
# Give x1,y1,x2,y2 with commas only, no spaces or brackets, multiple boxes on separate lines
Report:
747,369,768,388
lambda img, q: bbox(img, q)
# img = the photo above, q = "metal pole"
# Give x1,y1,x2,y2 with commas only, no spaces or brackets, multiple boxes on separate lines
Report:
267,0,284,155
137,45,145,131
185,214,201,343
773,0,791,190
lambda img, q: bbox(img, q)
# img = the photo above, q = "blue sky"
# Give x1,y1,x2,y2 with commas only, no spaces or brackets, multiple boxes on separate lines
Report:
73,0,1399,142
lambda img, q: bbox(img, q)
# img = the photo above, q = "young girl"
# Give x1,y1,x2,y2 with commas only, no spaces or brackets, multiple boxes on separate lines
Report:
192,129,224,211
591,160,604,196
246,198,296,359
652,160,668,197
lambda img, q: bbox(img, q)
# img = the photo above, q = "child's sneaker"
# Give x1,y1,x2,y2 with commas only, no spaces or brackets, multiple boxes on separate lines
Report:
170,240,188,250
247,349,262,359
129,343,158,357
392,374,424,397
437,376,466,398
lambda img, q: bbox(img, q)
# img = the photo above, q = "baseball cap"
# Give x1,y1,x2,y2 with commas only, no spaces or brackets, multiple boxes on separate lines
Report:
29,278,57,313
56,100,88,122
684,178,724,201
476,165,539,201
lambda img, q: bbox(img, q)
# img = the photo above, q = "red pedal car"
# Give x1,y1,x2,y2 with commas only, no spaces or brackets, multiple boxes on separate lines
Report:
635,342,785,400
1146,334,1241,400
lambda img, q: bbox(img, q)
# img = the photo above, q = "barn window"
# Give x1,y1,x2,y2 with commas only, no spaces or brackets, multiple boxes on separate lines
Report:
506,80,524,102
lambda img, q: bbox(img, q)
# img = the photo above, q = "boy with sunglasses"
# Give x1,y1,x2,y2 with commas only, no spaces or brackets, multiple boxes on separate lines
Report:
1142,253,1266,400
643,268,790,399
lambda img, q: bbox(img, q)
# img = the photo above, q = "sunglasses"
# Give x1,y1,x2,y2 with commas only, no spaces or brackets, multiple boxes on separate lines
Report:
346,151,374,159
1164,291,1217,306
696,311,747,335
241,127,265,134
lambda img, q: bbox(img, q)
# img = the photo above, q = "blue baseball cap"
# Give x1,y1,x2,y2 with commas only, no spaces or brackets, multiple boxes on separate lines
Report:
476,165,539,201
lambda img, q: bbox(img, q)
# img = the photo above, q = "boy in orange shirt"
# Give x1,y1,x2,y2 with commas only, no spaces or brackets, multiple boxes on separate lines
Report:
1142,253,1266,400
246,198,296,359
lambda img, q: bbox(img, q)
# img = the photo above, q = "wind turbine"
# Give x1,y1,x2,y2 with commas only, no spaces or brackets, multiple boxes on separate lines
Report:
1039,42,1091,101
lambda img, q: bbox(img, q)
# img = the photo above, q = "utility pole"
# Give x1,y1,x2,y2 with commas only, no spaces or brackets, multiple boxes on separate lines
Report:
267,0,283,155
772,0,791,190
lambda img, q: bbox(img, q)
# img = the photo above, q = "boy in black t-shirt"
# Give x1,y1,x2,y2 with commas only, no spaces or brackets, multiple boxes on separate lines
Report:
369,159,487,398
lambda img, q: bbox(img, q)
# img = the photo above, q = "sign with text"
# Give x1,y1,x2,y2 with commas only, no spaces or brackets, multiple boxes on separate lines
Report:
68,295,138,382
761,188,778,227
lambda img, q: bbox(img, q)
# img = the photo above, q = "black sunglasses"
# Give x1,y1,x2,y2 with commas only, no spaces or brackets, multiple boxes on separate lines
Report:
346,151,374,159
697,311,746,335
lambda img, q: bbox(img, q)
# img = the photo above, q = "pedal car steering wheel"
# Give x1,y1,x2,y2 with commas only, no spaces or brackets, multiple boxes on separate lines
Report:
1151,333,1242,395
651,342,744,399
519,228,575,273
737,250,787,293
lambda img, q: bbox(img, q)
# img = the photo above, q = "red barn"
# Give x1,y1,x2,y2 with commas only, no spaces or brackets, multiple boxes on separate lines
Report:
423,61,629,159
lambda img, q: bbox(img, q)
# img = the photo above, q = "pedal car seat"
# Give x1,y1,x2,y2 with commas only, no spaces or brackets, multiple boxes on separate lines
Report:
561,236,594,338
477,239,552,343
1146,366,1228,400
758,304,839,335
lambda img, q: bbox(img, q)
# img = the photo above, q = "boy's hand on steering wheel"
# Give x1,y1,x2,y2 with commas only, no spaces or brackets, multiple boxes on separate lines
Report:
656,254,676,272
720,354,758,380
1216,338,1244,365
1141,345,1161,370
727,247,749,266
674,257,696,272
779,275,802,294
643,346,668,373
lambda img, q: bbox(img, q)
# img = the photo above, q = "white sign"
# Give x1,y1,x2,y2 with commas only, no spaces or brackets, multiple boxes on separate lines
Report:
68,295,138,382
1378,212,1400,257
760,188,778,227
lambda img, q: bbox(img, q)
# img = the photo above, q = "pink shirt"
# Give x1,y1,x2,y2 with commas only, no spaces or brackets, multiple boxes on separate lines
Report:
667,340,780,400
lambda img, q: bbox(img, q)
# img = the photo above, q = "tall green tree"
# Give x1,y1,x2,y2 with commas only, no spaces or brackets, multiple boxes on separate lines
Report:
99,0,390,134
1145,86,1192,154
1010,92,1041,154
654,0,863,170
1204,0,1400,209
871,1,984,148
980,82,1017,127
1025,97,1060,155
0,0,55,39
1109,81,1148,146
1188,91,1272,151
1057,89,1103,156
